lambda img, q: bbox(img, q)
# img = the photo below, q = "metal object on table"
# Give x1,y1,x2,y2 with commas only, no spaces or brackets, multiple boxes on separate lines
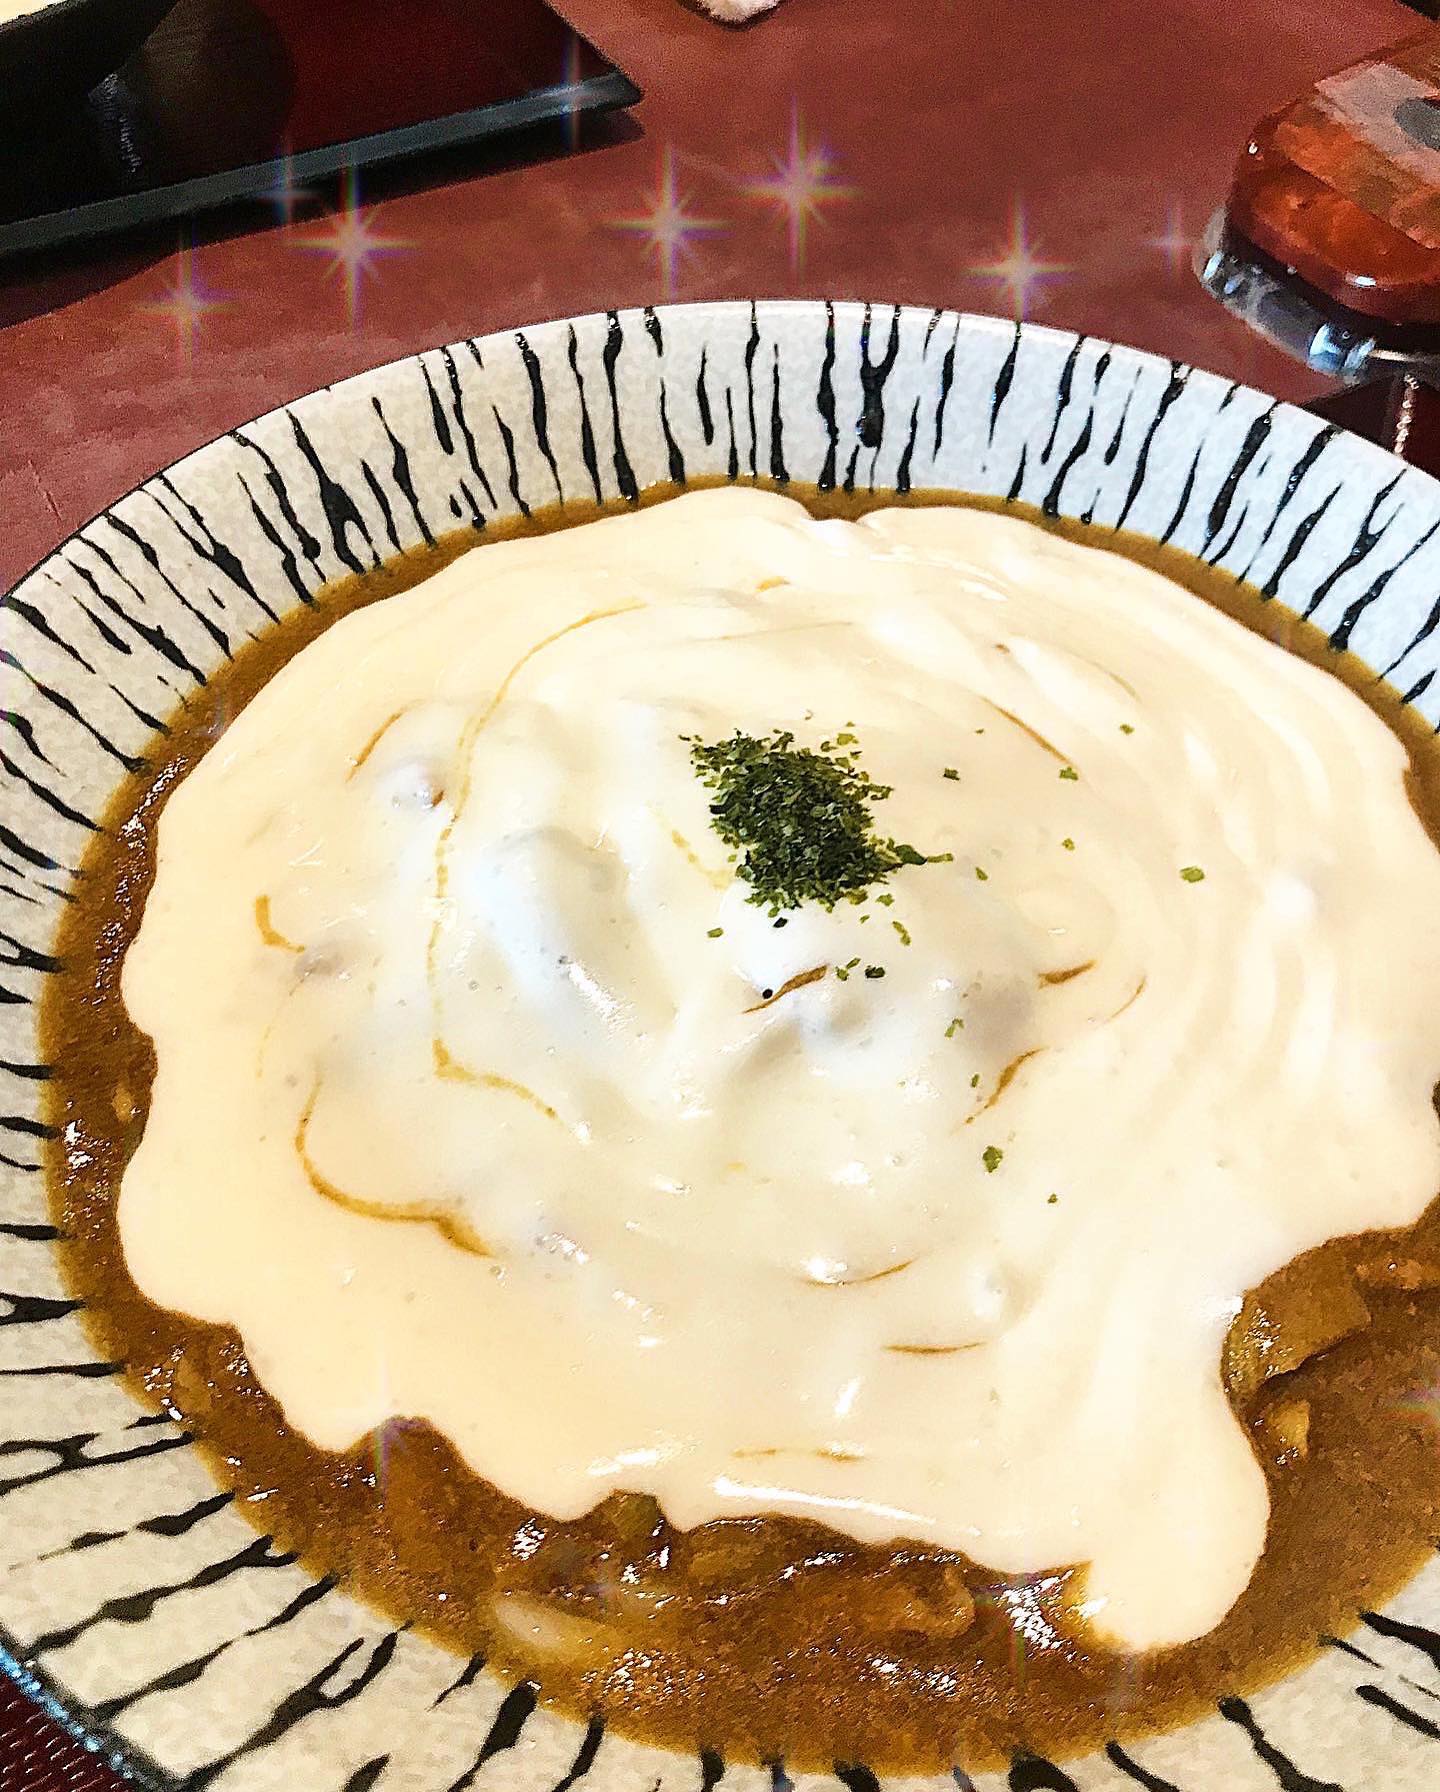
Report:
1198,28,1440,471
1197,211,1440,385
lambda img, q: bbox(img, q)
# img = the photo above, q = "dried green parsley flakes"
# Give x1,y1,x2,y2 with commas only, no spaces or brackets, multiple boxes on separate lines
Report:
686,728,948,913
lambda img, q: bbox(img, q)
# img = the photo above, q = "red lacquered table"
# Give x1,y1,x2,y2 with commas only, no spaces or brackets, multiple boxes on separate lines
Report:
0,0,1429,1781
0,1679,119,1791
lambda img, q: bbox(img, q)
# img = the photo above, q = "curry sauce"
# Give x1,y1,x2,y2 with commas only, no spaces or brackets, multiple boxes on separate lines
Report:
41,486,1440,1773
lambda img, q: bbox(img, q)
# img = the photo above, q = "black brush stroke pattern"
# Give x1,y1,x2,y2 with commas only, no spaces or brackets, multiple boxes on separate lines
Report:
102,515,234,660
0,1425,192,1501
896,399,921,495
149,476,279,625
817,304,840,491
372,399,436,548
1115,360,1186,531
492,405,532,521
1104,1741,1185,1790
1354,1683,1440,1739
1103,368,1142,468
516,333,565,504
286,412,378,575
432,1652,486,1709
1362,1609,1440,1671
61,546,207,685
856,302,902,457
183,1629,403,1790
567,327,603,504
696,348,716,449
988,320,1023,448
834,1766,879,1792
1218,1697,1345,1792
91,1574,338,1726
0,1362,122,1380
1008,1756,1080,1791
933,316,961,461
236,468,317,609
361,461,407,554
1041,336,1087,464
2,646,144,776
769,345,789,486
1300,474,1404,621
343,1757,390,1792
444,1681,540,1792
1042,350,1110,518
601,312,639,504
1204,403,1277,553
551,1720,604,1792
25,1533,298,1661
744,303,761,478
451,346,501,512
0,1291,81,1326
3,304,1439,1792
233,429,325,587
421,358,455,456
1237,423,1339,584
1331,517,1440,653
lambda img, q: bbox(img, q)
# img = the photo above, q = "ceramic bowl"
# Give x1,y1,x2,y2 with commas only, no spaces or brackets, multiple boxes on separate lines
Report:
0,0,176,125
5,301,1440,1792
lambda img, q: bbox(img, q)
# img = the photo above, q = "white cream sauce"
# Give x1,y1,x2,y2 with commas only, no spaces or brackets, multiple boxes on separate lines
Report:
0,0,66,23
118,488,1440,1652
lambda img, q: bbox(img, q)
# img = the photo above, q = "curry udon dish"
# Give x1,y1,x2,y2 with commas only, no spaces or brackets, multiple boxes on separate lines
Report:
45,485,1440,1772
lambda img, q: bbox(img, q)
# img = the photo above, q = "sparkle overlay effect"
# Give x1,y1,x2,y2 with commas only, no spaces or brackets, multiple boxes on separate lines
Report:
266,150,318,227
558,32,586,151
968,1573,1064,1695
292,168,413,327
370,1414,426,1497
970,200,1073,320
1146,199,1194,278
742,102,855,273
1393,1374,1440,1439
139,244,231,369
610,145,727,299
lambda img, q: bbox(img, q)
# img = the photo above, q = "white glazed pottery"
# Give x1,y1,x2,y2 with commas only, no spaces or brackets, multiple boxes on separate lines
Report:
5,302,1440,1792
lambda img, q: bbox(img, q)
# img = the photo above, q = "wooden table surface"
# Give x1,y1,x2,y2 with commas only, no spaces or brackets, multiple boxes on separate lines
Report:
0,0,1423,1782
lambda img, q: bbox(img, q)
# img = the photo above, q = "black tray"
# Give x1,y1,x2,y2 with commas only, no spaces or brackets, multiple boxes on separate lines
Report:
0,0,639,260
